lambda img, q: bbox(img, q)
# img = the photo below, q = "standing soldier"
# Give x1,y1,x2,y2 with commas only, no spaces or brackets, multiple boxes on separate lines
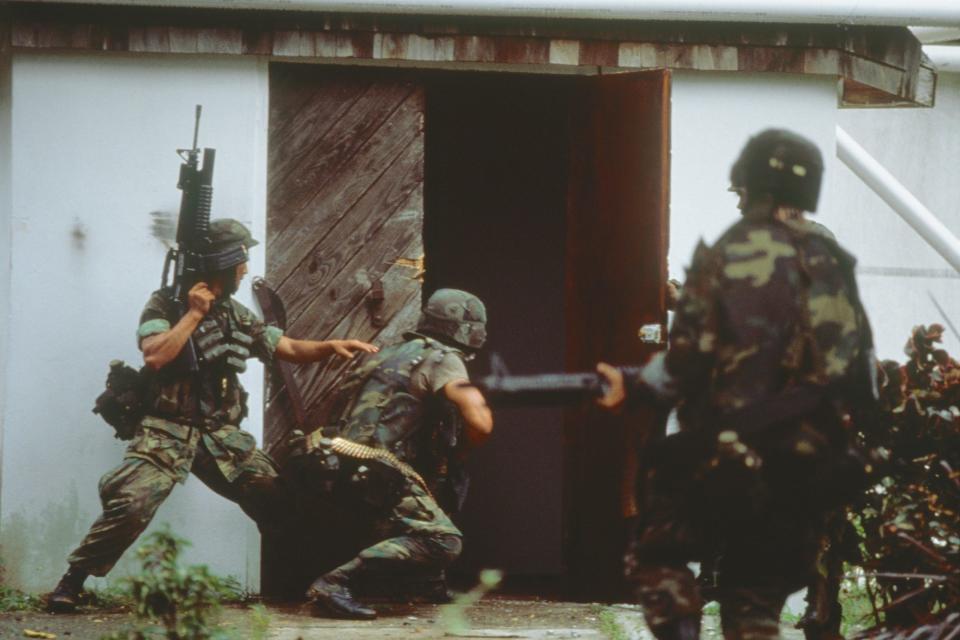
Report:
598,130,876,640
289,288,493,620
47,218,377,612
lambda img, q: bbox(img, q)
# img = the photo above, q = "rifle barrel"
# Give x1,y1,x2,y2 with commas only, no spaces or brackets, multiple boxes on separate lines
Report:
476,366,644,408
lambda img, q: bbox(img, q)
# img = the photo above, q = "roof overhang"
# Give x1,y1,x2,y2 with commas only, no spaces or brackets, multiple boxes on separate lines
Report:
2,1,941,106
17,0,960,27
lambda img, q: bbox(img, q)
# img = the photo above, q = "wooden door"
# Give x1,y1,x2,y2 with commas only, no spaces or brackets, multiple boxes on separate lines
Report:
264,64,426,456
564,70,671,598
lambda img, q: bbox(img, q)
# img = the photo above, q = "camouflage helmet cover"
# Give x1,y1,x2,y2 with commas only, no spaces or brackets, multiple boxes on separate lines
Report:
209,218,258,249
731,129,824,212
203,218,257,272
417,288,487,350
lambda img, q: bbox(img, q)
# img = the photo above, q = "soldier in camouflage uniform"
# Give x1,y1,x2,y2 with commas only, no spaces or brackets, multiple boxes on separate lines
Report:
295,288,493,620
599,130,876,640
47,219,377,613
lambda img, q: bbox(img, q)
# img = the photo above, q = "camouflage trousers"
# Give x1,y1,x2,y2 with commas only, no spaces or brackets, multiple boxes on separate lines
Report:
626,497,823,640
629,561,792,640
324,481,463,583
67,434,284,576
799,509,857,640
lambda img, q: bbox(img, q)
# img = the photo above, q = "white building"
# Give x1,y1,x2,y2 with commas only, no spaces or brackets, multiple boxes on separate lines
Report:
0,0,957,597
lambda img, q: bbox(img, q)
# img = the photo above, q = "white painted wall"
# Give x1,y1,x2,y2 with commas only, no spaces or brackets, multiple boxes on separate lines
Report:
834,74,960,362
0,46,12,527
670,71,840,277
0,52,269,593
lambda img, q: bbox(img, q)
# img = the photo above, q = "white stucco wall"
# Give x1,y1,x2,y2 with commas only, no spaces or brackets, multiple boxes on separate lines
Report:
0,52,269,592
670,71,840,275
0,46,12,525
834,74,960,361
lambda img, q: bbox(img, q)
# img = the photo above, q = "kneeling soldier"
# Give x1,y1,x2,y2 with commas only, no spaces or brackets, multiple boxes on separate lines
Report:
288,288,493,619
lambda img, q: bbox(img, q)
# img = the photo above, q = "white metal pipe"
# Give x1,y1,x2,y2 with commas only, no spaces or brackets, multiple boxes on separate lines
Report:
924,45,960,72
23,0,960,27
836,126,960,274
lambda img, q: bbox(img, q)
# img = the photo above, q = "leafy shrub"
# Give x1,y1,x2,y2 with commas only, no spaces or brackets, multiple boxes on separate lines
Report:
854,325,960,638
102,527,236,640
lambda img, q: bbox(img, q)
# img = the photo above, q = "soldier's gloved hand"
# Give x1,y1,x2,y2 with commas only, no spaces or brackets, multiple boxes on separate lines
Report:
188,282,216,317
329,339,379,359
596,362,626,411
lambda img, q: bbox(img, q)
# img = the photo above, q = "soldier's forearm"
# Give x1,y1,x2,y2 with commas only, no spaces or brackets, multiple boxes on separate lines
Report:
142,310,204,370
275,337,333,363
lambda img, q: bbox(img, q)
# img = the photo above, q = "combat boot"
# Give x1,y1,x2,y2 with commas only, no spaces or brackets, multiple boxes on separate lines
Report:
47,566,88,613
651,617,701,640
306,571,377,620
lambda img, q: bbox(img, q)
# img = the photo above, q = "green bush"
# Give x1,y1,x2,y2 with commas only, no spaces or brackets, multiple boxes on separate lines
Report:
854,325,960,634
102,527,236,640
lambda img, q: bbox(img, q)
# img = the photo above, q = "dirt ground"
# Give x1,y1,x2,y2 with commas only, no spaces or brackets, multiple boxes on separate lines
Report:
0,596,808,640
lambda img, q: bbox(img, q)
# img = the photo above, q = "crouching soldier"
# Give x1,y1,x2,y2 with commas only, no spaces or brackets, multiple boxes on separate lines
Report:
286,288,493,619
47,218,377,612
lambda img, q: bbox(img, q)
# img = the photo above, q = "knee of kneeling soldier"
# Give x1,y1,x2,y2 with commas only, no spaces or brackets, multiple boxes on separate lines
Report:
430,534,463,565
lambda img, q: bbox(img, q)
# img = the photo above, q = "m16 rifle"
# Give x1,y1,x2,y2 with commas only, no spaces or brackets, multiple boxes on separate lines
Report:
469,354,644,408
161,105,216,372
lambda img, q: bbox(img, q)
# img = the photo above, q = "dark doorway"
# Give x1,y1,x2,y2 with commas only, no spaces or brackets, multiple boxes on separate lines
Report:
263,63,670,600
424,74,576,581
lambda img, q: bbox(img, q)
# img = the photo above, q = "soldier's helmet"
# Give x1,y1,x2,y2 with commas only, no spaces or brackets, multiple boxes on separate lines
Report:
417,289,487,350
731,129,824,212
203,218,257,272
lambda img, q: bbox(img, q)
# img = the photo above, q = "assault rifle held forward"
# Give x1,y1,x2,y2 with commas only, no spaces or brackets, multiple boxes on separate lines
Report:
161,105,216,372
468,354,643,408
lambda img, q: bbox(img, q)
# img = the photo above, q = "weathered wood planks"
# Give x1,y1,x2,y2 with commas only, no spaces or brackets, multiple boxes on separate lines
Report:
265,66,425,456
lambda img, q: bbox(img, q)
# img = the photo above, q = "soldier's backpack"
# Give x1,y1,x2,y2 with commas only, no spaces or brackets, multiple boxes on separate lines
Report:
92,360,148,440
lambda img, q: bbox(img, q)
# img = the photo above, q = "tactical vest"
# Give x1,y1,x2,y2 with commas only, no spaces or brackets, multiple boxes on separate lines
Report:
145,294,254,425
333,336,464,466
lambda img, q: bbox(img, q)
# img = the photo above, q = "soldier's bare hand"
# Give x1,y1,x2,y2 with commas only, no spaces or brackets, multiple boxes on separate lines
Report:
188,282,215,317
330,339,379,359
596,362,626,411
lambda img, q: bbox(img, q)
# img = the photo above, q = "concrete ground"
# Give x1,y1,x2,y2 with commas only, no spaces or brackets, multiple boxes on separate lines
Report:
0,596,807,639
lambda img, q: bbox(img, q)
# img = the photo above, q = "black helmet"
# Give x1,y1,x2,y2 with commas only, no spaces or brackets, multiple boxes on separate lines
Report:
202,218,257,272
731,129,824,212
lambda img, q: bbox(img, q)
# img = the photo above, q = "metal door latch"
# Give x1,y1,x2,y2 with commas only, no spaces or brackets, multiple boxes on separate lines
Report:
638,324,663,344
367,278,386,328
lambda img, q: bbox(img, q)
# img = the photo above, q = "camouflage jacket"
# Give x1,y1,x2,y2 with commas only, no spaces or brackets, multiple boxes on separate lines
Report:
332,335,467,469
663,203,874,430
129,288,283,482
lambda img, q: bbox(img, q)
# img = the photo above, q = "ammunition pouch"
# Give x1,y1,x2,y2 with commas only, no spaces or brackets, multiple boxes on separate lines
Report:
424,396,471,514
93,360,149,440
284,435,408,511
194,316,252,373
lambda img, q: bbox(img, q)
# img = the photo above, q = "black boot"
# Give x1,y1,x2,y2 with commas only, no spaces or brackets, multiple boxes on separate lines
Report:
47,567,88,613
651,617,701,640
306,571,377,620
